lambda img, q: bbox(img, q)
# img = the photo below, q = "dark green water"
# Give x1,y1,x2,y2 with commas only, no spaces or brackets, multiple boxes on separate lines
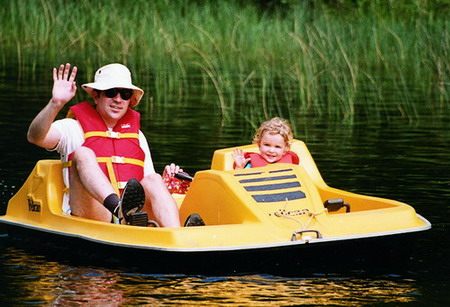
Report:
0,64,449,305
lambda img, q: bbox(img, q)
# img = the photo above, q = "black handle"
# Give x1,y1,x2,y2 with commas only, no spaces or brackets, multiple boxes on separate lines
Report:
175,172,193,182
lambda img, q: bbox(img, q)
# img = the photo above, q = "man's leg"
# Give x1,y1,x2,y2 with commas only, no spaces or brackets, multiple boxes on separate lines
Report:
141,174,181,227
69,146,115,222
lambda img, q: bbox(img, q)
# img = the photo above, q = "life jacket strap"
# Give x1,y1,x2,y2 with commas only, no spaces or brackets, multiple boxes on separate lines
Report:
64,156,144,168
63,157,144,195
84,131,139,139
98,156,145,167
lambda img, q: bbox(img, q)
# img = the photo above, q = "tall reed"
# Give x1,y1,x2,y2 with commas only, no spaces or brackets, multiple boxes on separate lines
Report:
1,0,448,124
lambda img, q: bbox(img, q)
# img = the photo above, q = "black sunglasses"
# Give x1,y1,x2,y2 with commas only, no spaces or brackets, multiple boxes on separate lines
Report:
103,88,134,100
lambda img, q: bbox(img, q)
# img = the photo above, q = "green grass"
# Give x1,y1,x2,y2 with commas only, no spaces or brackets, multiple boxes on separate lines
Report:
1,0,449,123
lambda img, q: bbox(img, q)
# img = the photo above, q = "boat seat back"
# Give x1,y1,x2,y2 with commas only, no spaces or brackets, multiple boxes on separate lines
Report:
6,160,65,222
179,163,325,226
210,139,327,187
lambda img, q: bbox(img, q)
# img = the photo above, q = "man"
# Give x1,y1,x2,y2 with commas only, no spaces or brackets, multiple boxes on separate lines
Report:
27,63,182,227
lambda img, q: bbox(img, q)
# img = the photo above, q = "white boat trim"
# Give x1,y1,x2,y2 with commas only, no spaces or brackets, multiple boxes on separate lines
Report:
0,214,431,253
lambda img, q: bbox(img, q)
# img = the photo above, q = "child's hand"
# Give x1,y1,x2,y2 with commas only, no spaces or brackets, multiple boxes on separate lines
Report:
233,148,251,169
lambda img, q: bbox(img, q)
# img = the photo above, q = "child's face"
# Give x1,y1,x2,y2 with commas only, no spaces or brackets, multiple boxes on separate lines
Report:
258,132,288,163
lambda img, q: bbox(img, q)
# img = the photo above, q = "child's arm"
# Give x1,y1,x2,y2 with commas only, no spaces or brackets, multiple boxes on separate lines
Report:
233,147,251,169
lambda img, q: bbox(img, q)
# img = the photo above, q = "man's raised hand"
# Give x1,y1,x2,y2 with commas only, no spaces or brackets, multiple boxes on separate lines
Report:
51,63,77,106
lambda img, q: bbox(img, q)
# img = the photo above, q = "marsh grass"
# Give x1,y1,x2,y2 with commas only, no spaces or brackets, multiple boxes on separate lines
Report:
1,0,449,124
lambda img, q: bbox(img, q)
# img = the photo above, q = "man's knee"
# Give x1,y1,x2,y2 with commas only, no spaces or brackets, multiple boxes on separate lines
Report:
141,173,163,186
72,146,96,162
73,146,94,156
141,173,169,193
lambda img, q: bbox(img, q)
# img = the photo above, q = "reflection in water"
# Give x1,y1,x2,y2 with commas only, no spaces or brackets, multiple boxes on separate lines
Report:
121,275,419,306
0,245,419,305
0,246,125,306
51,269,125,306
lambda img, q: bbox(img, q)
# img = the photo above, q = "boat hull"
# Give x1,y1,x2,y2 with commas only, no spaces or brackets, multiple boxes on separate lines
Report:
3,221,421,276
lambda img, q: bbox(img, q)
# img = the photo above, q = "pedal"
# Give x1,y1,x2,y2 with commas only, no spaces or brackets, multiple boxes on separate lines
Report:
128,211,149,226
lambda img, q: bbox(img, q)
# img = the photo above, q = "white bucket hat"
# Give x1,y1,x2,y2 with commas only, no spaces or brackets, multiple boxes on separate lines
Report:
82,63,144,107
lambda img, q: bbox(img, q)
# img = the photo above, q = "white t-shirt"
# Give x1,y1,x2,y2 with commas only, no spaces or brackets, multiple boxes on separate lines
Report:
51,118,156,213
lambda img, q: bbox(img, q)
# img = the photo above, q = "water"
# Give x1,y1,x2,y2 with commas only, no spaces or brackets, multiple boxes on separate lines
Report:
0,247,431,305
0,65,449,305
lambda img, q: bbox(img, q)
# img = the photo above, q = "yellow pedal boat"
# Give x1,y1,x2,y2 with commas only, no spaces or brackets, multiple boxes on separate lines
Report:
0,140,431,275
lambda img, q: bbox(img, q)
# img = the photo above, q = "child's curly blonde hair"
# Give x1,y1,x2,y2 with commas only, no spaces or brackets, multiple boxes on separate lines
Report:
253,117,294,147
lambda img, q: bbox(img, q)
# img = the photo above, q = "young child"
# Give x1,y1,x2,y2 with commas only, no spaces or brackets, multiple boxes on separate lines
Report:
233,117,299,169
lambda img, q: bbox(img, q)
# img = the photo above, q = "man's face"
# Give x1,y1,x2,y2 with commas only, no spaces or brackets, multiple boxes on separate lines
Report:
93,88,132,128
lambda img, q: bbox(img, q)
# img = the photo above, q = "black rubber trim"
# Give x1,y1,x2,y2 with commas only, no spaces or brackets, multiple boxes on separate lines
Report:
244,181,301,191
234,172,263,177
239,175,297,183
268,169,293,173
252,191,306,202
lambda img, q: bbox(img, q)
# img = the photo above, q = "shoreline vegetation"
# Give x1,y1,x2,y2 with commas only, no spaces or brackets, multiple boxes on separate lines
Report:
1,0,449,122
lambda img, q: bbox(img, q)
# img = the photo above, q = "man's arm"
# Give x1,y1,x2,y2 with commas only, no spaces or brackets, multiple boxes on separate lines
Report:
27,63,77,149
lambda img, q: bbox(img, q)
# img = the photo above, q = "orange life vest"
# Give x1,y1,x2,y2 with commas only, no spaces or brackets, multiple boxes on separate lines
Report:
68,102,145,194
240,151,300,168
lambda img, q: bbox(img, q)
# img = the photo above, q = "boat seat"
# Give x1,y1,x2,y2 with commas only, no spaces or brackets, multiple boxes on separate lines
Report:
324,198,351,213
210,139,307,171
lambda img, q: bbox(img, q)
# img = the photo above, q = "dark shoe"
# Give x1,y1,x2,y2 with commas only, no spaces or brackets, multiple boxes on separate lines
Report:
118,178,146,224
128,211,149,227
127,212,160,227
184,213,205,227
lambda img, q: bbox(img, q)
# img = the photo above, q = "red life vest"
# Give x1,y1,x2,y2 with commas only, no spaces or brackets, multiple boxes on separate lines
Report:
242,151,300,168
68,102,145,194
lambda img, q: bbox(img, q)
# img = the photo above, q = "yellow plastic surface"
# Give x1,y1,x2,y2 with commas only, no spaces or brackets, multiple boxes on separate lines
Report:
1,140,430,249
